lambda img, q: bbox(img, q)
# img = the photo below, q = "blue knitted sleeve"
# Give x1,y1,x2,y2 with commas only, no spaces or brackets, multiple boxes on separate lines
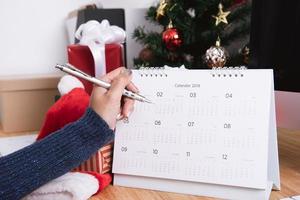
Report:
0,108,114,200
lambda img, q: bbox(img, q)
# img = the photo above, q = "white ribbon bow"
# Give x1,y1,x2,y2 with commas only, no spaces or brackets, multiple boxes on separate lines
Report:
75,20,126,77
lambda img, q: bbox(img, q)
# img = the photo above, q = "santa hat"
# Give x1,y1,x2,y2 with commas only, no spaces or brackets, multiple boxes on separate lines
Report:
36,75,112,197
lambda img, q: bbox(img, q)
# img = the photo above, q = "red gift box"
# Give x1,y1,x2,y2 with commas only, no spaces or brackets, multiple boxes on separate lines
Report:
68,44,124,94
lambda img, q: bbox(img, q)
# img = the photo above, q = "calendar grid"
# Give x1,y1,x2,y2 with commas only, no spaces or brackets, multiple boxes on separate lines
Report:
113,69,272,190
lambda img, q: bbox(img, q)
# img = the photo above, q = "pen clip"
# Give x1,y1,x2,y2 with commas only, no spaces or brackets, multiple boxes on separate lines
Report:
65,63,92,78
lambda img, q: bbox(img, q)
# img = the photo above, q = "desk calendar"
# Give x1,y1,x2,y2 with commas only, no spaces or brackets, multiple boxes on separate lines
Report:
112,68,280,200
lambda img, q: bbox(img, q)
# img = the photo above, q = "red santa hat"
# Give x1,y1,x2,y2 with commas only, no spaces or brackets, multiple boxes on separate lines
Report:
36,75,112,196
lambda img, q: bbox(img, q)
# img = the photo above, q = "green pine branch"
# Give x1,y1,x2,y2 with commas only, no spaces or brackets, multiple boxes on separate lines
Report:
132,0,252,69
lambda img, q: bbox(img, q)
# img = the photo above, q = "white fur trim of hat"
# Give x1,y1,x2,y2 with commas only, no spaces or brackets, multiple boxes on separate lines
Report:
58,75,84,96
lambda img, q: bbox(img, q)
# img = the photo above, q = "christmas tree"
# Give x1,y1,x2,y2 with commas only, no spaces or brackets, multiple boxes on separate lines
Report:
133,0,251,69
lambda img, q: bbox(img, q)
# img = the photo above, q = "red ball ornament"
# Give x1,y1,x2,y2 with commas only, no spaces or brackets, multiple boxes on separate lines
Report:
162,21,182,51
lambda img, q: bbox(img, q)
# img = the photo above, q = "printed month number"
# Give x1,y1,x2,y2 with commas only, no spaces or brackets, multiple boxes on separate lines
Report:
155,120,162,126
225,93,233,98
189,92,197,98
186,152,191,157
121,146,128,152
156,92,163,97
224,123,231,129
222,154,228,160
188,122,195,127
153,149,159,155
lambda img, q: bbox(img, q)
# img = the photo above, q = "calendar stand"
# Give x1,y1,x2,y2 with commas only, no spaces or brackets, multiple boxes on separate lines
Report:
113,68,280,200
114,175,274,200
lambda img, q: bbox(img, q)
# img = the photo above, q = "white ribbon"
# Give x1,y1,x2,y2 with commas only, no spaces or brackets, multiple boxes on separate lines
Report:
75,20,126,77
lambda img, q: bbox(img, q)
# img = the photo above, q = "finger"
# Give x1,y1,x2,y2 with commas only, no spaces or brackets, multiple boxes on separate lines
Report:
106,69,132,100
116,107,124,120
92,76,112,95
117,113,125,121
121,97,135,118
100,67,126,80
95,67,126,95
126,81,139,93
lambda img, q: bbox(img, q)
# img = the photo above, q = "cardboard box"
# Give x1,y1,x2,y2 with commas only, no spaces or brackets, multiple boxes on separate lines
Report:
0,74,61,133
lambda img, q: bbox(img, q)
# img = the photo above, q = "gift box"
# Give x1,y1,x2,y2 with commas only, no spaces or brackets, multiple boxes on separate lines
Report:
76,8,125,43
73,143,113,174
68,44,124,94
68,19,126,94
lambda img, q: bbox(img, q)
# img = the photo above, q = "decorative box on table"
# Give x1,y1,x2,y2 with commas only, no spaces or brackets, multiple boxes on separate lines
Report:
73,143,113,174
0,74,60,133
68,19,126,94
68,44,124,94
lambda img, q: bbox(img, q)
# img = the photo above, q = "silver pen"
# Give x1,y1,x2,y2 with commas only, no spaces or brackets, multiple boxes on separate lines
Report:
55,63,152,103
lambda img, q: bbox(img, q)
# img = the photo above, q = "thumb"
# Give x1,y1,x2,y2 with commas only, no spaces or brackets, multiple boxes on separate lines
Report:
106,69,132,100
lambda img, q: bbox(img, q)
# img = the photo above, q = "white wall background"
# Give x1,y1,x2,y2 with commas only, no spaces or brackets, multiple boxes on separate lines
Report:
0,0,158,76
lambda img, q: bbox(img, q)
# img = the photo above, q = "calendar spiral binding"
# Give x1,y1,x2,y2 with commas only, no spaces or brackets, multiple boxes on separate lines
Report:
211,66,247,78
137,66,247,78
138,67,169,77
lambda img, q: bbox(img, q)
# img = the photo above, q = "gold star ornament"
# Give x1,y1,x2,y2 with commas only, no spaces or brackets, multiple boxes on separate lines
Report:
212,3,231,26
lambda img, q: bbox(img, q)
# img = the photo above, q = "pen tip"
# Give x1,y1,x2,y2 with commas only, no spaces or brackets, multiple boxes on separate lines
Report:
144,98,153,104
55,64,63,70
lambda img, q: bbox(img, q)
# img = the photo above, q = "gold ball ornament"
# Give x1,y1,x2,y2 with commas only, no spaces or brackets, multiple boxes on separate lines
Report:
205,38,228,68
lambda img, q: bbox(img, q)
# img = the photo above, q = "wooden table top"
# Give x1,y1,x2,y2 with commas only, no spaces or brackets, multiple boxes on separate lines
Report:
1,128,299,199
91,128,300,200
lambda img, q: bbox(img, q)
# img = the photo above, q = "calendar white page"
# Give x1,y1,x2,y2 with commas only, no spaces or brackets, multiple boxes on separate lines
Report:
113,69,272,189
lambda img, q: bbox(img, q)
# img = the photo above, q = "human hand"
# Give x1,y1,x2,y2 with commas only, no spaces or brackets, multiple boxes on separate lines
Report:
90,67,138,129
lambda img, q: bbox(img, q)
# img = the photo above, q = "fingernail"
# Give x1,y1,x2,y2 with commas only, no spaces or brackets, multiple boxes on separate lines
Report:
122,69,132,75
123,112,131,119
132,83,139,93
117,113,124,120
123,117,129,123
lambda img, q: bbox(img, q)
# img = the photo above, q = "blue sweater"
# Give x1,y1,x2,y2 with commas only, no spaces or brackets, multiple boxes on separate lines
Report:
0,108,114,200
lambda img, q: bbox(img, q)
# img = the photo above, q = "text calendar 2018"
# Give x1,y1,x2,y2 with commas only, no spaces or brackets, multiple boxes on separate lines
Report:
113,68,280,200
